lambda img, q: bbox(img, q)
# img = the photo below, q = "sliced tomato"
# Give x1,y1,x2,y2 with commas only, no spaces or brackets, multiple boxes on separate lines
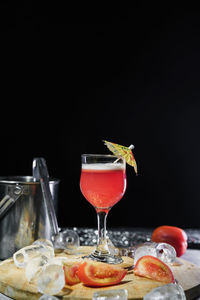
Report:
134,255,175,283
152,225,188,257
63,263,81,285
77,261,127,287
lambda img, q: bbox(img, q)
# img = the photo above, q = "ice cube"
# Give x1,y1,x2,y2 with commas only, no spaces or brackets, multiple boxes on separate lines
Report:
134,244,157,265
37,264,65,295
52,229,80,254
33,239,54,249
143,283,186,300
38,295,59,300
134,242,176,265
13,244,54,268
156,243,176,263
27,256,77,284
93,289,128,300
25,255,49,282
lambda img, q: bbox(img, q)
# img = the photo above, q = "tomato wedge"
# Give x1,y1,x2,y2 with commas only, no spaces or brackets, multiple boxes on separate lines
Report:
63,263,81,285
77,261,127,287
152,225,188,257
134,255,175,283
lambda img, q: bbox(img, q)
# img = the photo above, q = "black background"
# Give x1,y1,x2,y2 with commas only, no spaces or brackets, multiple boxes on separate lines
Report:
1,4,200,229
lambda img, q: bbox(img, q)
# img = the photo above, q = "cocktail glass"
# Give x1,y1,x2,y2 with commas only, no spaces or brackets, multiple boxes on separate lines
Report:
80,154,127,264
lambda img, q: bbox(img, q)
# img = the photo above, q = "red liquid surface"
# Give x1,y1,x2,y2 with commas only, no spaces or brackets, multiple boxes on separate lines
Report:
80,167,126,212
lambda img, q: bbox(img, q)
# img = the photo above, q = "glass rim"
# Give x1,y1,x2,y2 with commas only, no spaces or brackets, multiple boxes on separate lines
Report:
81,154,126,165
81,154,119,158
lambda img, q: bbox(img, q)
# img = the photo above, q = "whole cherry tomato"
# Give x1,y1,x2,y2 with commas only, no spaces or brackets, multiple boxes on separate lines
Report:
152,225,188,257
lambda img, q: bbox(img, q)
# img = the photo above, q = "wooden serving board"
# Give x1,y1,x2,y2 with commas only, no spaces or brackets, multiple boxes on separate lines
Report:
0,246,200,300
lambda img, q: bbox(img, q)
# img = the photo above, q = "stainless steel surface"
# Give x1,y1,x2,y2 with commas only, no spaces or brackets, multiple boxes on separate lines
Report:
32,158,59,236
0,185,23,220
0,176,59,260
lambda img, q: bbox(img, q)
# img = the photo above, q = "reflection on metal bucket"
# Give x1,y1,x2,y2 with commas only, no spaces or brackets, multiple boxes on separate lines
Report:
0,176,59,259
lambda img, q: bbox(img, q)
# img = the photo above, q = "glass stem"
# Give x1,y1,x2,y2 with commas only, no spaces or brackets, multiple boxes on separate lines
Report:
95,210,109,255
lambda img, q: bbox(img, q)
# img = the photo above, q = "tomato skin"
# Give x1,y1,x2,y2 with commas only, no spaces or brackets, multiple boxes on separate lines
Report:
152,226,188,257
77,261,127,287
63,264,81,285
134,255,175,283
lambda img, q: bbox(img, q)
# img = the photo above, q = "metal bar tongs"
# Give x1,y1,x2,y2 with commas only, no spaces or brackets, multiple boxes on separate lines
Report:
32,157,59,236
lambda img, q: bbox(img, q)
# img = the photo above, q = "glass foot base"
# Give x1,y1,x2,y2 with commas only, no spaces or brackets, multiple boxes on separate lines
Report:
83,251,123,264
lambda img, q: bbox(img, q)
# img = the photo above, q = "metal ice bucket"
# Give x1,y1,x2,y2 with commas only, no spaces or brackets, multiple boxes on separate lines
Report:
0,176,60,259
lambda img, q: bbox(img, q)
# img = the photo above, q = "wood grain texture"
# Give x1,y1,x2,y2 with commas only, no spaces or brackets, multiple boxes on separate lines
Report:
0,247,199,299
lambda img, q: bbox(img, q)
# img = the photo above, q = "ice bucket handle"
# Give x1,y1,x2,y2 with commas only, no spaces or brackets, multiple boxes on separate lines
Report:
0,185,24,220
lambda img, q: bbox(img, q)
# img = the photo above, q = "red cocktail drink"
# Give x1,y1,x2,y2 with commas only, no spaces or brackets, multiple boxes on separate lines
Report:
80,164,126,212
80,155,126,264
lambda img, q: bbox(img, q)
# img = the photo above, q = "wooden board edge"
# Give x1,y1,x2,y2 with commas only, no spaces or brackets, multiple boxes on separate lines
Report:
0,280,40,300
0,283,199,300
